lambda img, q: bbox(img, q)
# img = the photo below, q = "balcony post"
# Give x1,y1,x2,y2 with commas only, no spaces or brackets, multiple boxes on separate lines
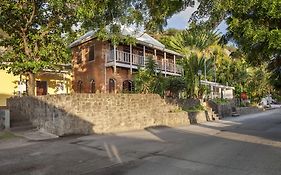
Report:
143,46,146,67
164,52,167,77
130,44,133,74
173,55,176,73
113,45,117,74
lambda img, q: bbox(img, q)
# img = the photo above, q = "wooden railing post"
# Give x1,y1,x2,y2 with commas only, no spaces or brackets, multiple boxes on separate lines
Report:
113,45,117,74
164,52,167,77
143,46,146,67
130,44,133,74
173,55,176,73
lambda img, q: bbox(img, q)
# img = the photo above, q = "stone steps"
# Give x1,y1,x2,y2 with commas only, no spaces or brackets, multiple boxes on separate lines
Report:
10,121,36,132
204,105,220,121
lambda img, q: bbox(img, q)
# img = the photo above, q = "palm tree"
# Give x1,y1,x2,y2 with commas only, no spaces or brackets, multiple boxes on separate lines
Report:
181,54,214,98
168,26,221,57
166,26,220,97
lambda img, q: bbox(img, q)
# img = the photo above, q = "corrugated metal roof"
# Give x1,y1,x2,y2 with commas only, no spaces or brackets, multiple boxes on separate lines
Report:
69,26,181,56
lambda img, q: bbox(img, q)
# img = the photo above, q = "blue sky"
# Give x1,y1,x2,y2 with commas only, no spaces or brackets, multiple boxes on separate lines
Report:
166,5,228,35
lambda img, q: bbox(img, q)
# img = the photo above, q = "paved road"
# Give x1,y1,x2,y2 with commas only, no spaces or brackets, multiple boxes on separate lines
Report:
0,109,281,175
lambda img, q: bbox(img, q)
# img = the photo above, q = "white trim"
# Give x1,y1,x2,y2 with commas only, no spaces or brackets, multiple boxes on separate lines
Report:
143,46,146,67
173,55,176,73
130,44,133,74
113,45,117,74
200,80,235,90
164,52,167,77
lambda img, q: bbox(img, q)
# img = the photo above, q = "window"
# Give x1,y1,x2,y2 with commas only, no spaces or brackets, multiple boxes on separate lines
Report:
109,78,116,93
123,80,134,92
77,80,83,93
88,45,95,61
77,50,82,64
90,80,96,93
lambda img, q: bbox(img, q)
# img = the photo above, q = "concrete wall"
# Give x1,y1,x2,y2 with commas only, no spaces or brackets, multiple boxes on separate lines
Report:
7,94,191,136
0,107,10,130
0,69,19,106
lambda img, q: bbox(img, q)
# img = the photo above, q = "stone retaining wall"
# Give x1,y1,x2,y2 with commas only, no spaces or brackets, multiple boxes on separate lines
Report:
188,111,211,124
207,100,233,118
7,94,191,136
236,107,264,115
165,98,200,110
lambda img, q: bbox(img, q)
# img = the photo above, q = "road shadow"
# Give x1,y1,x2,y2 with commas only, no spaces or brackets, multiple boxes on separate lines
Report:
1,123,281,175
196,109,281,142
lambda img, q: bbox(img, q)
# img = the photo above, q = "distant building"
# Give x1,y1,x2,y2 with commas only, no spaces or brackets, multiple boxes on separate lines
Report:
0,66,72,106
69,26,183,93
200,80,235,99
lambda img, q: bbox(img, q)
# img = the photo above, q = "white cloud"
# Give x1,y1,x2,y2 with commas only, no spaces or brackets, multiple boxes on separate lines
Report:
166,1,199,29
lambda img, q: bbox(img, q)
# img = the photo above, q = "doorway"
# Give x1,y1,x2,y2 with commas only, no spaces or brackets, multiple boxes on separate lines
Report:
36,81,47,96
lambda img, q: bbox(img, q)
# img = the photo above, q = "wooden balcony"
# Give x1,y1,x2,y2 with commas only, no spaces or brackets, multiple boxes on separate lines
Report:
106,49,183,76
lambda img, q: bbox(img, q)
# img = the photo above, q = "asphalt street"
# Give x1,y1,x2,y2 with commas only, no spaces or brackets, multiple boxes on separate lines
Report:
0,108,280,175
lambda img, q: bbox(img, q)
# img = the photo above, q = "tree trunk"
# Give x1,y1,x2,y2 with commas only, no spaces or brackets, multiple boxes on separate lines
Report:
27,72,35,96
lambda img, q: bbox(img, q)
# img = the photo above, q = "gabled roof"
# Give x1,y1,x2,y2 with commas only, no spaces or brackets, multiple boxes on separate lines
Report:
69,26,182,56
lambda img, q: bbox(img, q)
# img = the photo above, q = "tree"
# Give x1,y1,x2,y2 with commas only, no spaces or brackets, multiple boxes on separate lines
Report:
0,0,198,95
181,54,214,98
163,76,186,98
164,26,219,97
77,0,196,33
134,56,165,94
0,0,78,95
192,0,281,90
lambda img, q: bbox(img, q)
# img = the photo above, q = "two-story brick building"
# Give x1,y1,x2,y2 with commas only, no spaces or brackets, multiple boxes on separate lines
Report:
70,27,183,93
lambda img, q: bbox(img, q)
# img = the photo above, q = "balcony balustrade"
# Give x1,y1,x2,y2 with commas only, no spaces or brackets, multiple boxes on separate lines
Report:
107,49,183,75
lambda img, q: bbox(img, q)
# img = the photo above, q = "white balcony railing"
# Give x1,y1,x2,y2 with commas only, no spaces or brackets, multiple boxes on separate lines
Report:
107,49,183,75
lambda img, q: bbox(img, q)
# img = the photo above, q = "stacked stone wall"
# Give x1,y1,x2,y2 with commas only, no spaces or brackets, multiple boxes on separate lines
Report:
7,94,190,136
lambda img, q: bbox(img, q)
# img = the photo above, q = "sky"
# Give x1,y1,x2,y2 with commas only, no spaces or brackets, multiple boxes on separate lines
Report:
166,4,228,35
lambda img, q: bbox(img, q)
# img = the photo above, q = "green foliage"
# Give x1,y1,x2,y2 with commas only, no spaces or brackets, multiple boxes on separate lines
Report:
212,98,229,105
0,0,197,95
0,131,19,140
168,107,183,113
163,26,218,98
185,104,205,112
134,57,162,94
181,54,214,98
77,0,196,33
0,1,77,74
193,0,281,91
160,24,274,101
163,76,186,98
0,0,80,95
134,56,186,97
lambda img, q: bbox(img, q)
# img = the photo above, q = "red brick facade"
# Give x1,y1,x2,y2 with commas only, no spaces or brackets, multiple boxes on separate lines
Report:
71,38,182,93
